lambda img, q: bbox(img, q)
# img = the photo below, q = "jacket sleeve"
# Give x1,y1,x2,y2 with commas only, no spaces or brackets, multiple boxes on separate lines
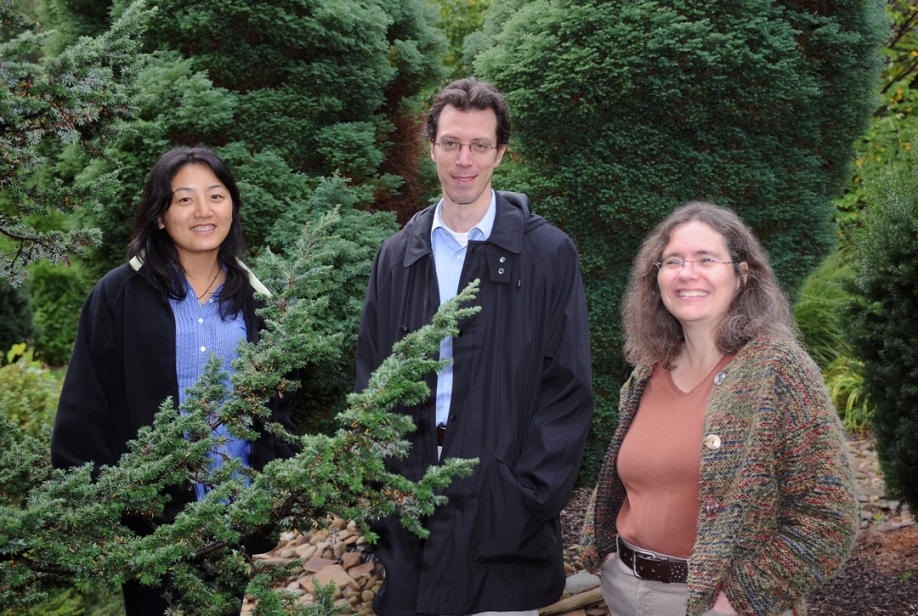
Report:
512,236,594,524
355,249,383,394
51,281,116,473
720,353,859,616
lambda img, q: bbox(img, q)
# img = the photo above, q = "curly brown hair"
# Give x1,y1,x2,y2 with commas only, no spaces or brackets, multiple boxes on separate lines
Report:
623,201,797,368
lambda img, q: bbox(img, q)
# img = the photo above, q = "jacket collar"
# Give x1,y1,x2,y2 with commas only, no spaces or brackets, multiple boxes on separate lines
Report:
403,191,526,267
128,254,271,296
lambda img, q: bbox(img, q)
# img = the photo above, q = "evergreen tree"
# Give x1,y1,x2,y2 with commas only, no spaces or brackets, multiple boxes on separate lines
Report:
0,212,480,615
471,0,888,483
0,0,151,284
848,156,918,514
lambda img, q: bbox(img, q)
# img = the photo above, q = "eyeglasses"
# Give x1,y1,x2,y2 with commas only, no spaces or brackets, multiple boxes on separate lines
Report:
433,140,501,156
654,258,734,272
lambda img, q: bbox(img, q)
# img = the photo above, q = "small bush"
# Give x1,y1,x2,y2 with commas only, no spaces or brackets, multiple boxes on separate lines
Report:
0,345,62,438
0,279,34,358
27,261,90,367
822,356,872,432
848,157,918,513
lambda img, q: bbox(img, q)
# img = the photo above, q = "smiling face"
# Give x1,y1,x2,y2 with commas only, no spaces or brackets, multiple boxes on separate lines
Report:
161,163,233,266
430,104,506,215
657,221,743,336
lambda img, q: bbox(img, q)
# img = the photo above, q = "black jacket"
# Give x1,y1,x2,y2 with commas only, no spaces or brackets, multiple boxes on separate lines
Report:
51,259,299,527
356,192,594,616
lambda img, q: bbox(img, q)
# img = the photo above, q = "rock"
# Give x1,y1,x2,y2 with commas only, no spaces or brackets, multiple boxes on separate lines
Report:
280,547,297,559
349,561,376,578
296,544,317,560
303,557,337,573
362,590,375,602
333,541,348,559
565,570,601,595
301,564,361,594
341,551,362,570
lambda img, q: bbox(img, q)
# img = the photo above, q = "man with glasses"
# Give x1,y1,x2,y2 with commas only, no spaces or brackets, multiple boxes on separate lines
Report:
356,77,594,616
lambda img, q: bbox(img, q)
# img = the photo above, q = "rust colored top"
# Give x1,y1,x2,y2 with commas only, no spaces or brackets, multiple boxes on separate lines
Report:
615,354,735,558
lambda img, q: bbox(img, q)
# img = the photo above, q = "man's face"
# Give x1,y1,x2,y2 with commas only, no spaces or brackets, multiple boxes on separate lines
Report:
430,104,506,212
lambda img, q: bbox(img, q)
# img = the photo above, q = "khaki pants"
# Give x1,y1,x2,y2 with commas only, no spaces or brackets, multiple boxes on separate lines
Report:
600,553,794,616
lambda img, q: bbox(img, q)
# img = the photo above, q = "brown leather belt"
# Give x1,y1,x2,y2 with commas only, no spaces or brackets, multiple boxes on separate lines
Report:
436,423,446,446
616,535,689,584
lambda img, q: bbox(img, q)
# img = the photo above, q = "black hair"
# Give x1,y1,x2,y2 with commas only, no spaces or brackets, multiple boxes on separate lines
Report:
127,146,249,318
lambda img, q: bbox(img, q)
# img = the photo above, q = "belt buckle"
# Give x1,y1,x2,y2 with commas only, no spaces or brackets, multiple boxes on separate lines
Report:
632,547,666,580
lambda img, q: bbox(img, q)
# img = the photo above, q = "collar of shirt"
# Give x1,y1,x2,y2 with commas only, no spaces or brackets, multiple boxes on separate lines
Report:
431,189,497,247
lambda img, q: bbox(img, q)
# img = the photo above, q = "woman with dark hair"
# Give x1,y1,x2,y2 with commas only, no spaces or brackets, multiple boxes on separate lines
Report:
580,202,857,616
51,146,298,615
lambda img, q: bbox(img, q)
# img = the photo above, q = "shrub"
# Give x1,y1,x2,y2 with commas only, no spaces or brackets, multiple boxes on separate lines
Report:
0,345,62,439
471,0,888,484
0,280,34,358
848,152,918,513
27,261,90,367
793,251,855,370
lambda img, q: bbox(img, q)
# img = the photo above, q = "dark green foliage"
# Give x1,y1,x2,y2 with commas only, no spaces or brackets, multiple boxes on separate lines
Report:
0,213,479,615
257,172,398,437
26,260,90,366
36,0,444,419
848,157,918,514
0,280,34,356
472,0,888,484
0,1,152,284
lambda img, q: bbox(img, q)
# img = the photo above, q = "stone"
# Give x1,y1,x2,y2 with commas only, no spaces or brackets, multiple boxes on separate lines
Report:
565,570,601,595
300,564,361,594
341,551,362,570
348,561,377,578
362,590,375,602
280,547,297,559
310,531,328,545
303,557,337,573
295,544,317,560
333,541,348,559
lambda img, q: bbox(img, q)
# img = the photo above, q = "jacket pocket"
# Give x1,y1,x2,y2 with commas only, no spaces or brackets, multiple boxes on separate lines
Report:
471,442,556,566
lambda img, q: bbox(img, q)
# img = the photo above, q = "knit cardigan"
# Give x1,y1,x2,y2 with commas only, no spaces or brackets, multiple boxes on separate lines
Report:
580,336,858,616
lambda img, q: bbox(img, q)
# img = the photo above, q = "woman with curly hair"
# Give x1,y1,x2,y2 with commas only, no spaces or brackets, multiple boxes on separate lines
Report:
580,201,857,616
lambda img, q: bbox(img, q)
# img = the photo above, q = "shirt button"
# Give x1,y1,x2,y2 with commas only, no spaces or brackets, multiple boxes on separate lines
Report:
714,371,727,385
208,298,214,303
704,434,722,450
198,318,204,324
200,346,206,352
498,268,505,275
499,256,507,263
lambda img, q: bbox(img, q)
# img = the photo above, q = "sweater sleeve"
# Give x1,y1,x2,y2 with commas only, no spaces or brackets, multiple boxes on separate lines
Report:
719,350,859,616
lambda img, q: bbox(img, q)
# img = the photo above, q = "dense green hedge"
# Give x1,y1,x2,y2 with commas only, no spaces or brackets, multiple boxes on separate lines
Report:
472,0,888,484
848,156,918,514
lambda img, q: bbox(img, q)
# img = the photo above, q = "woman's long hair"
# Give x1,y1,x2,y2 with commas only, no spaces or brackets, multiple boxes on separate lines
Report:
622,201,798,368
127,147,249,318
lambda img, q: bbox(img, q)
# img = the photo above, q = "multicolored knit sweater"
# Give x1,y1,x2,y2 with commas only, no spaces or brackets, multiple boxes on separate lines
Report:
580,336,858,616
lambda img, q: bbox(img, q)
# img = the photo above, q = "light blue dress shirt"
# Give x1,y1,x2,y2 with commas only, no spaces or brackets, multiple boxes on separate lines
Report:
170,281,251,500
430,191,497,427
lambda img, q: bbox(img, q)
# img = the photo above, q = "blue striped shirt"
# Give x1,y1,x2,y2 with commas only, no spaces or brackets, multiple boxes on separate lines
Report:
170,281,250,500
